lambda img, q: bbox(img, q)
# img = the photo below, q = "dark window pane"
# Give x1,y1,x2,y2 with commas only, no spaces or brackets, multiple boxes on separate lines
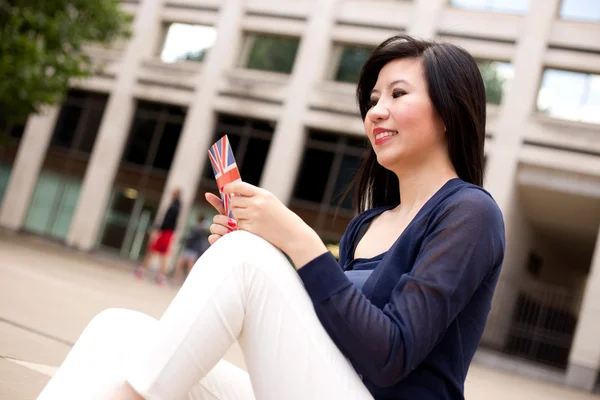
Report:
293,148,334,203
152,122,183,171
228,134,242,155
251,119,275,132
52,90,108,152
77,106,106,153
330,154,362,209
335,46,373,83
0,117,26,139
8,123,25,139
124,117,157,166
65,89,86,101
346,136,368,149
136,100,163,114
245,34,300,74
309,130,338,143
219,114,246,127
166,105,187,119
52,104,82,149
240,137,270,185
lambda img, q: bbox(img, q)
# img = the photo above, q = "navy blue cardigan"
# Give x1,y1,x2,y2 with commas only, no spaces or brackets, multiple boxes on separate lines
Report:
297,178,505,399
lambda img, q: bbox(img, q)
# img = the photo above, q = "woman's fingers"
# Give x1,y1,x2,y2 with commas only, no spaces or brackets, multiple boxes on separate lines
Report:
210,222,230,236
229,194,251,209
205,192,225,215
213,214,238,228
208,215,238,245
222,181,258,197
210,213,238,236
208,234,221,245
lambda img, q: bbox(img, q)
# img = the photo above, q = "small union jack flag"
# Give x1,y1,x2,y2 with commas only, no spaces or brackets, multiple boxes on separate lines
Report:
208,135,241,218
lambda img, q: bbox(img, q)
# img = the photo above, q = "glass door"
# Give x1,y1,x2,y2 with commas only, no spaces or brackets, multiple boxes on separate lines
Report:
0,164,13,204
24,171,81,240
97,187,160,261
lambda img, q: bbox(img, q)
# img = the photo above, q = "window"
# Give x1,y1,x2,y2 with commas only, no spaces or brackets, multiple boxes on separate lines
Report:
290,130,367,243
477,61,514,105
160,23,217,63
0,119,25,140
242,33,300,74
200,114,275,190
559,0,600,22
51,89,108,154
537,69,600,124
22,90,108,240
99,100,187,259
450,0,530,14
122,100,187,172
333,45,373,84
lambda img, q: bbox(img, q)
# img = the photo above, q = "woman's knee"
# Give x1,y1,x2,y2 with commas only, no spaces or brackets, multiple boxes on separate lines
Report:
210,230,291,268
83,309,156,339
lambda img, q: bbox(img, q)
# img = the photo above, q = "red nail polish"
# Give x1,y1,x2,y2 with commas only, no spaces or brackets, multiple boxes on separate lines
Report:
227,229,233,233
220,186,224,192
227,219,237,228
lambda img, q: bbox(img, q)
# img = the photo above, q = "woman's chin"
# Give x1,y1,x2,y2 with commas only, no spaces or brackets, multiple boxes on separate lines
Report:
375,152,404,172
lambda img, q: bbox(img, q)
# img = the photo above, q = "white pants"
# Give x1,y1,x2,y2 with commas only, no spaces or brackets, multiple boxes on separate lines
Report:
37,231,373,400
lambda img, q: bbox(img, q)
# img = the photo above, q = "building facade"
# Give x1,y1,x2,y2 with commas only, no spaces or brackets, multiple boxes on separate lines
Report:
1,0,599,392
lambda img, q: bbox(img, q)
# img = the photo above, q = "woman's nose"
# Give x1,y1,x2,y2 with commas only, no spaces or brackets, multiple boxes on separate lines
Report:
369,102,390,121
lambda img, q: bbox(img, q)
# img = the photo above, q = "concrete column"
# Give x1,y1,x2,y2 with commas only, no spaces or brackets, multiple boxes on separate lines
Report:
258,0,340,204
566,225,600,391
0,107,60,230
408,0,445,39
482,0,560,348
485,0,559,210
67,0,164,250
156,0,245,235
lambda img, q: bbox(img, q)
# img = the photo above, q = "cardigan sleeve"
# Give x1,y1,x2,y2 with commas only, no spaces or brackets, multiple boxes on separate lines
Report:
297,190,505,387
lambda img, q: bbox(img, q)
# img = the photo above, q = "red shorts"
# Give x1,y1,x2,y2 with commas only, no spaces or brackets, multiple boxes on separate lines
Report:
150,230,174,255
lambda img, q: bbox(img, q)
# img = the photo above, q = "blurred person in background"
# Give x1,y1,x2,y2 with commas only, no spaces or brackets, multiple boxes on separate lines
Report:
171,213,210,285
134,188,181,286
37,34,505,400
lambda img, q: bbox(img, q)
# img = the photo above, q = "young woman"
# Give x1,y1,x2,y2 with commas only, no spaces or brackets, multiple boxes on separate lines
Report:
37,34,505,400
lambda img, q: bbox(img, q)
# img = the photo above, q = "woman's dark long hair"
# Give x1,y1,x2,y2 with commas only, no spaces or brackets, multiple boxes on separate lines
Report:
350,34,487,212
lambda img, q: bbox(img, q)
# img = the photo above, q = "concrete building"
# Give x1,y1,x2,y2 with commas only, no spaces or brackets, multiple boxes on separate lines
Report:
0,0,599,392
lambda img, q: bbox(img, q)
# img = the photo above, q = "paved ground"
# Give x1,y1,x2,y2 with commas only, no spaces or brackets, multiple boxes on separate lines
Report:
1,231,598,399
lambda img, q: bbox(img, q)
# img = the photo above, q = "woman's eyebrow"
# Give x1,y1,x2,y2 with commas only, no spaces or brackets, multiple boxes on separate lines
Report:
370,79,410,94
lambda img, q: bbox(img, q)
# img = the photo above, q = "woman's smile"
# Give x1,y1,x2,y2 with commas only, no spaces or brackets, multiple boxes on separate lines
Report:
373,127,398,145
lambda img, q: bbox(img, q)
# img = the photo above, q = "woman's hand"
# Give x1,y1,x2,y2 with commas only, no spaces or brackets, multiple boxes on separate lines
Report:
204,192,238,246
206,182,328,269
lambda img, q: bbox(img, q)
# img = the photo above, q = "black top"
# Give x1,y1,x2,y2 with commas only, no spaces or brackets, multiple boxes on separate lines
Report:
159,199,180,231
297,178,506,399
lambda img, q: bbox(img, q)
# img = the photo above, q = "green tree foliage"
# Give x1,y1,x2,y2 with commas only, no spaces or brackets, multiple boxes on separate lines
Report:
478,61,506,105
0,0,132,126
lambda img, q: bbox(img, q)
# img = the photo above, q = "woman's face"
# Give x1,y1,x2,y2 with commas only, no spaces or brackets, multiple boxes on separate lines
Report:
364,57,447,173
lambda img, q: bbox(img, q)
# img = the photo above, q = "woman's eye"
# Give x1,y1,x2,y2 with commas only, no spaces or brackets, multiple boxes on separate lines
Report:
367,98,378,109
392,89,406,98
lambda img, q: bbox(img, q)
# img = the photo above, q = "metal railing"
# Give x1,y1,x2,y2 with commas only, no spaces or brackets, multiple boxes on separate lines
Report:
480,278,583,369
